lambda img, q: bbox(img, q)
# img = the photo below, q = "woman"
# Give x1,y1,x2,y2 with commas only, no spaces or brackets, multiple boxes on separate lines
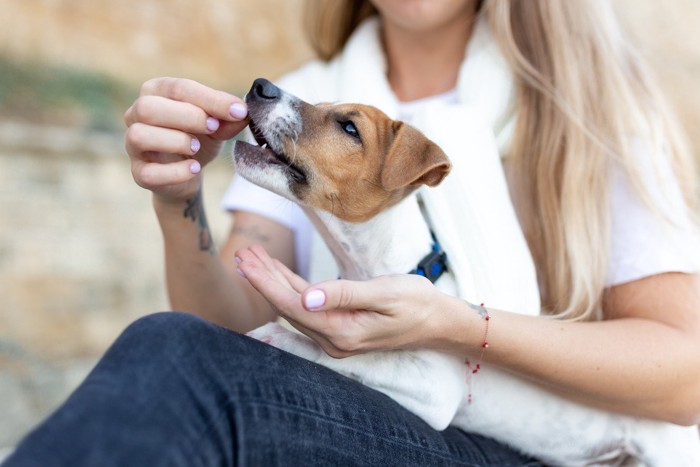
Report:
5,0,700,465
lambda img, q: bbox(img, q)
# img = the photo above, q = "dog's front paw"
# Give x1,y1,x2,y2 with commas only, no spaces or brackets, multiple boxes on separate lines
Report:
247,322,324,361
246,322,286,345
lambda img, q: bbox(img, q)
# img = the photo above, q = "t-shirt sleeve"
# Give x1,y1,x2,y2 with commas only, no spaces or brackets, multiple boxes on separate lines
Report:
220,174,314,280
606,139,700,286
221,174,297,231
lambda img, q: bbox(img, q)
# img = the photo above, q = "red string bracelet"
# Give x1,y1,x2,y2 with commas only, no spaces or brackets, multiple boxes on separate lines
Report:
465,302,490,404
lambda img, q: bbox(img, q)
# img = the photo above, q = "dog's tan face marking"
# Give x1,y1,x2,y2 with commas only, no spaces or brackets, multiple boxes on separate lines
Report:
234,79,451,223
292,102,450,222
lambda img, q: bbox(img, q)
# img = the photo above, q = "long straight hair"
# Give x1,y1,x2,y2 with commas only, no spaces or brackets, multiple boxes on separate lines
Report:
304,0,699,321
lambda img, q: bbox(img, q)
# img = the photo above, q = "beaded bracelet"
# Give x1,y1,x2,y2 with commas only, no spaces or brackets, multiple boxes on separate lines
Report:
465,302,490,404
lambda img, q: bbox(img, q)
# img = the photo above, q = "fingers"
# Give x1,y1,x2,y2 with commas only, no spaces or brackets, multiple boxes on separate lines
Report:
236,245,309,293
124,78,249,150
237,244,429,317
137,77,248,123
125,96,248,143
237,245,289,288
235,246,436,355
125,123,204,190
235,246,303,312
276,257,311,293
131,157,201,189
301,275,417,313
125,123,199,159
123,77,251,199
125,95,218,134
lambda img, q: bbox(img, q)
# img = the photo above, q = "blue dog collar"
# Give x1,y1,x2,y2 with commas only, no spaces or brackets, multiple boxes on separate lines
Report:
410,235,448,284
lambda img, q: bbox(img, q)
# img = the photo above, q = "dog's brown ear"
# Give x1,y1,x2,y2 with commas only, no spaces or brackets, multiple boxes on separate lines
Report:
381,122,452,191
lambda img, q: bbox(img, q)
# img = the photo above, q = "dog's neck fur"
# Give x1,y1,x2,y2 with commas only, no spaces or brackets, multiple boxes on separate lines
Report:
302,194,433,281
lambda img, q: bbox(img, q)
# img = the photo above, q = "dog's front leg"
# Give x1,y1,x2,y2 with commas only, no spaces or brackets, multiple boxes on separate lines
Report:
246,322,325,361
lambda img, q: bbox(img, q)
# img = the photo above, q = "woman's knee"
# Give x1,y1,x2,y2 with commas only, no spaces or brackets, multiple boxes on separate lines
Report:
123,311,212,341
113,311,267,367
107,312,222,364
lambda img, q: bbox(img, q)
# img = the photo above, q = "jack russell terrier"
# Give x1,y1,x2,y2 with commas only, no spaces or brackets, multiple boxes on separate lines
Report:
233,78,700,466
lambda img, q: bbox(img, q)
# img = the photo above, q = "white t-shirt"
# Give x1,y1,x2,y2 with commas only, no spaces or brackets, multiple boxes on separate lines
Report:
607,139,700,285
222,175,316,279
221,90,700,286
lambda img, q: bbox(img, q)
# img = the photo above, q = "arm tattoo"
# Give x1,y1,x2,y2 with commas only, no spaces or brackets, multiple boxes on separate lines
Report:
231,225,271,243
467,301,488,319
183,189,214,253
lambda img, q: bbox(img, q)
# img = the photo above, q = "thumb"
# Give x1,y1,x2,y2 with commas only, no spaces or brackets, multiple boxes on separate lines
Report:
301,276,398,312
133,157,202,189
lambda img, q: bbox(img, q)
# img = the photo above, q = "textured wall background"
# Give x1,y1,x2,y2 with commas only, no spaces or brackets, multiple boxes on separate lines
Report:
0,0,314,454
0,0,698,455
0,0,313,92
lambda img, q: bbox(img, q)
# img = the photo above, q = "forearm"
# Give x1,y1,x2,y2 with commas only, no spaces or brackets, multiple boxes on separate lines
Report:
438,294,700,425
154,192,275,332
232,246,700,423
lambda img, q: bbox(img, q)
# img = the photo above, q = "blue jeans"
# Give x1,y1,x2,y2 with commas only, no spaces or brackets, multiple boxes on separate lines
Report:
4,312,541,466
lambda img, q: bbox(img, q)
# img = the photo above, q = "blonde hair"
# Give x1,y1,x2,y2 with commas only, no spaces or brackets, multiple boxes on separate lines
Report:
304,0,699,321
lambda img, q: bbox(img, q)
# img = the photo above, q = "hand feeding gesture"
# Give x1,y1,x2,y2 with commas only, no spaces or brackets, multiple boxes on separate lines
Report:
124,77,249,202
235,245,449,358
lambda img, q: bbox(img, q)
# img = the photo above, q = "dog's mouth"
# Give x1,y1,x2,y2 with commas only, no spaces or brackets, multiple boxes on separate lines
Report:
234,118,307,185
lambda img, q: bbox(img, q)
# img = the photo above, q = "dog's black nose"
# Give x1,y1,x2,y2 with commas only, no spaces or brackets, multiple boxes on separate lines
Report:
251,78,281,100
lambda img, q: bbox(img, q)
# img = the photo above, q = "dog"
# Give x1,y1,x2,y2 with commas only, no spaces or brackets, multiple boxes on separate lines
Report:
233,78,700,466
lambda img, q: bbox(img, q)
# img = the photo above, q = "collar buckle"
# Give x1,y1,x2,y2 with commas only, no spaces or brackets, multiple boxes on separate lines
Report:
411,237,448,284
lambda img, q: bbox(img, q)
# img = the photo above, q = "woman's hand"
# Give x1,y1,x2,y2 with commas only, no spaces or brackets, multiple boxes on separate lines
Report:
124,77,249,203
235,245,446,358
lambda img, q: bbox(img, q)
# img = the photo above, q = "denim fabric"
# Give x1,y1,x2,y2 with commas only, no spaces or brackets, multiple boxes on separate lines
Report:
4,312,542,467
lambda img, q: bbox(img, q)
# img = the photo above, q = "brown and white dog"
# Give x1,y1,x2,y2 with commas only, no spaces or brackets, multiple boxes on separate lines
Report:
234,78,465,431
234,78,454,284
233,78,700,466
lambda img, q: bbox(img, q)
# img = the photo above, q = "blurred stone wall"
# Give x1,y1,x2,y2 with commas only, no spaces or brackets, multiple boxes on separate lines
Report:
0,0,314,92
2,0,699,144
0,0,314,453
614,0,700,152
0,0,699,456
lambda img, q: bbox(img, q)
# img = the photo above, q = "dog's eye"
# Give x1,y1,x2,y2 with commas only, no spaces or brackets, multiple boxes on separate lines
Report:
339,120,360,139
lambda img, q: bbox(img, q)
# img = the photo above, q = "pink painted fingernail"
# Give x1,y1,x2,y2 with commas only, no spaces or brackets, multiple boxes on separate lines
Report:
191,137,201,153
235,256,242,264
236,268,246,278
229,103,247,120
304,289,326,310
206,117,220,132
189,160,201,174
